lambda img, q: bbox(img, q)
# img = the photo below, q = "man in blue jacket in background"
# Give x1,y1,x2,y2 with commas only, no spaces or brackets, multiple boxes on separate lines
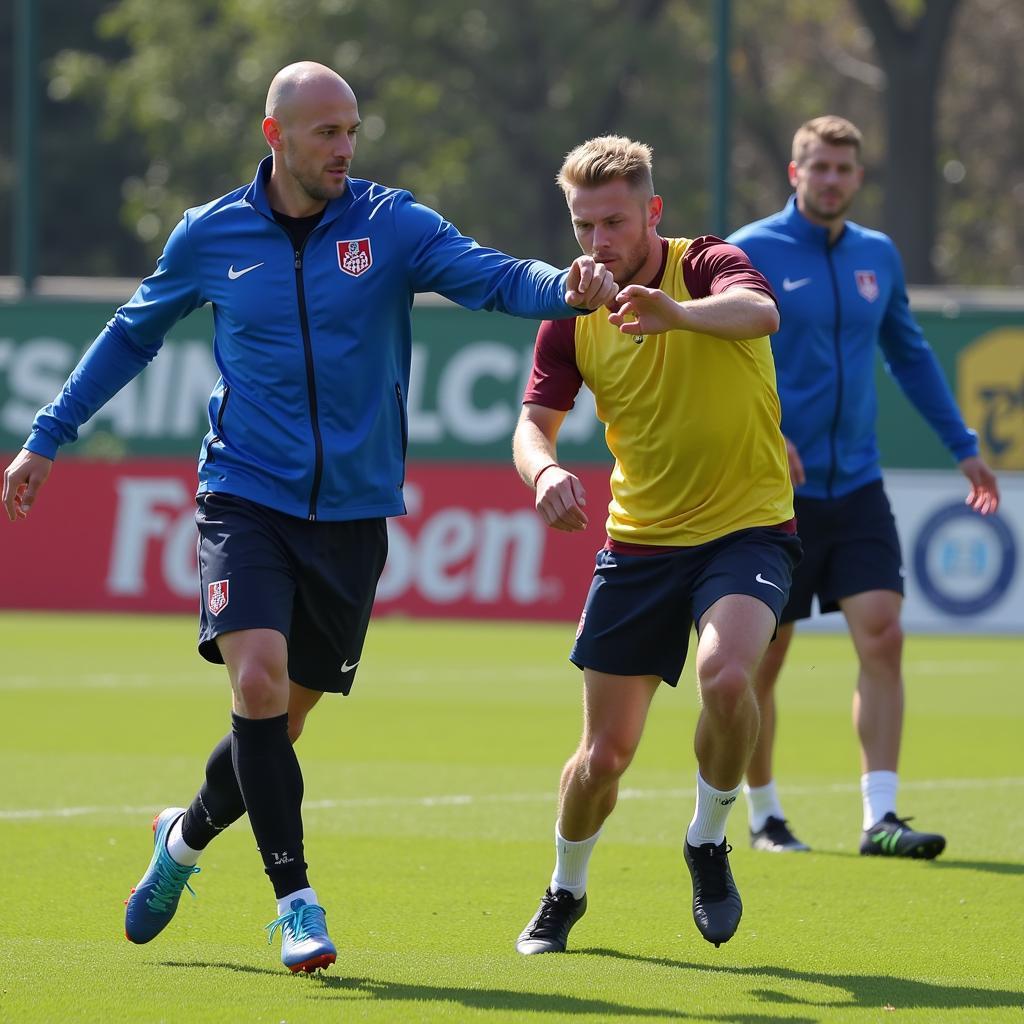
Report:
728,115,999,858
1,61,616,972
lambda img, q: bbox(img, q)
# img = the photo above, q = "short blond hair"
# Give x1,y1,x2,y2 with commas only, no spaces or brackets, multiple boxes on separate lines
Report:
792,116,862,164
557,135,654,196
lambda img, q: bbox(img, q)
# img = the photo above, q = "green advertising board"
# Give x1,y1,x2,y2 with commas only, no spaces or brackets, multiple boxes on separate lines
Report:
1,294,1022,468
875,300,1024,472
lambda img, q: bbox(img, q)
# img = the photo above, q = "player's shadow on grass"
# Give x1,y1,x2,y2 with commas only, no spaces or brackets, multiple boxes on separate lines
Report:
162,961,283,976
160,960,812,1021
310,975,820,1022
929,857,1024,876
579,950,1024,1012
808,849,1024,876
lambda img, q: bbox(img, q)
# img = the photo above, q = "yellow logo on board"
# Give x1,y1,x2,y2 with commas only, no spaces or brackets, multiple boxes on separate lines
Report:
958,328,1024,470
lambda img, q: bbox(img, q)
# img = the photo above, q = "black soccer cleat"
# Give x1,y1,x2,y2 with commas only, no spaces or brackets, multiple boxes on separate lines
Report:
750,815,811,853
683,839,742,947
515,887,587,955
860,813,946,859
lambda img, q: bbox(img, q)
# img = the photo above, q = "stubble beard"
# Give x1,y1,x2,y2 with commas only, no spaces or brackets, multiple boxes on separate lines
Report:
804,190,853,225
288,154,348,204
612,236,653,286
299,173,344,204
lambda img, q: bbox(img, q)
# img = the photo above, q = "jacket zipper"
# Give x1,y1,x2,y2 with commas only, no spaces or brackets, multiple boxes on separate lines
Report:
395,382,408,489
293,244,324,520
206,385,231,462
825,240,843,499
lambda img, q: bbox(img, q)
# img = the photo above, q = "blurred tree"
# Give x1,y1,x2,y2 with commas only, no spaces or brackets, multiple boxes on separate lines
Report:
42,0,717,268
5,0,1022,284
0,2,11,275
936,0,1024,285
0,0,149,277
729,0,1022,285
852,0,962,284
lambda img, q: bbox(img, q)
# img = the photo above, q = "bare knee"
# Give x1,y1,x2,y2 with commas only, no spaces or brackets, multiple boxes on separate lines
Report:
858,617,903,671
579,733,637,786
233,662,288,718
699,658,755,719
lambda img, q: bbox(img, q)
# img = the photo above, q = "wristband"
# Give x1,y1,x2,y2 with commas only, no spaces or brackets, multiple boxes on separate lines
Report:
533,463,560,488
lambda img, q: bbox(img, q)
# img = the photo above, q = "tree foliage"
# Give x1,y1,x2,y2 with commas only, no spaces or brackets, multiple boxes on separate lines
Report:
5,0,1022,284
0,0,150,277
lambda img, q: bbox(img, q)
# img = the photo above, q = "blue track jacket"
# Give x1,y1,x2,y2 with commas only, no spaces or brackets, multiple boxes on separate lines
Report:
728,197,977,499
27,157,581,520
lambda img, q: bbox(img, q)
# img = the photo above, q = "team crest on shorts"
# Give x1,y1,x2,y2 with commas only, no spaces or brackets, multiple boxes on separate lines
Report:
337,238,372,277
207,579,229,617
855,270,879,302
575,609,587,640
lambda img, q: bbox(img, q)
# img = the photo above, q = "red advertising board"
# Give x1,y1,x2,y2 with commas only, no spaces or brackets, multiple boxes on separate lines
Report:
0,458,611,620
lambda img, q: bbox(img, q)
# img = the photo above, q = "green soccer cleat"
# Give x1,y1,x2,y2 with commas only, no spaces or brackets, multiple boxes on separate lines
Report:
860,813,946,859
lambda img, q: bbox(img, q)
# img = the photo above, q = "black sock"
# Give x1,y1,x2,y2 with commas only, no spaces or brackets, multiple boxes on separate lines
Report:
181,734,247,850
230,712,309,898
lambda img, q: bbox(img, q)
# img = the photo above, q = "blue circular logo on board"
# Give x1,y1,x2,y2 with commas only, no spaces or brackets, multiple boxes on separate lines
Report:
912,503,1016,616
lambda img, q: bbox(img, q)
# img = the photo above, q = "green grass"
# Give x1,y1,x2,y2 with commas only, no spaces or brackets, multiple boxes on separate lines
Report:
2,614,1022,1023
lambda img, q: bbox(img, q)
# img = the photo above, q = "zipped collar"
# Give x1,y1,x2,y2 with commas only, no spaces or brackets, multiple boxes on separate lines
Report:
243,154,356,226
779,194,848,248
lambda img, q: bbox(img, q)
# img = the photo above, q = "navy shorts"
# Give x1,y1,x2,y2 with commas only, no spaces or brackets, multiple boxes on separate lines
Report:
196,491,388,694
570,526,802,685
783,479,904,623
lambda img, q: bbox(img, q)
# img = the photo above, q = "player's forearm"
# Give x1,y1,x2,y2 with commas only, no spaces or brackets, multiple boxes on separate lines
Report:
513,418,560,488
891,354,979,461
26,323,156,458
674,289,779,340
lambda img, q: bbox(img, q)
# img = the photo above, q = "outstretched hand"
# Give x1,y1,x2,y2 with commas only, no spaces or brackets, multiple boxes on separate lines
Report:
607,285,683,337
3,449,53,522
959,454,999,515
565,256,617,310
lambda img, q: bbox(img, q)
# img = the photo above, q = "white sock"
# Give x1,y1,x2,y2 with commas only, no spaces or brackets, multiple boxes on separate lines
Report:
165,815,202,867
861,771,899,830
277,886,319,917
550,825,601,899
687,772,741,847
744,780,785,833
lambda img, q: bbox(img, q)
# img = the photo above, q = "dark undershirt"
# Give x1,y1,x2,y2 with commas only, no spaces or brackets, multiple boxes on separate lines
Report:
272,208,325,252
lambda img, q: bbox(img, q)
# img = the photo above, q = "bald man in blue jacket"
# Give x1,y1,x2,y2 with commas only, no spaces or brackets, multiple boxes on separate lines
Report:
2,62,616,972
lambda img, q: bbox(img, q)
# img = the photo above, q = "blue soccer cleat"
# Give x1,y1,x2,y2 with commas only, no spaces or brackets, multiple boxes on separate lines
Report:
266,899,337,974
124,807,200,944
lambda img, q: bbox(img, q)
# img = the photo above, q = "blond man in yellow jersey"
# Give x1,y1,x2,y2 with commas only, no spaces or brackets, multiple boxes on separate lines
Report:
513,136,800,954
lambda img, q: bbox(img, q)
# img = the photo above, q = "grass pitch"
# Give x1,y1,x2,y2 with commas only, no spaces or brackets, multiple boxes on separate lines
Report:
2,613,1022,1023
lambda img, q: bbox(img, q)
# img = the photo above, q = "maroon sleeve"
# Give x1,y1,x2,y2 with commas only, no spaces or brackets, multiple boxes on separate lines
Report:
682,235,778,305
522,318,584,412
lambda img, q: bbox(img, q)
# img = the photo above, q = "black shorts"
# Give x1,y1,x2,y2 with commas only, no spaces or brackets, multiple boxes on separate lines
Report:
783,479,904,623
570,526,802,686
196,492,388,694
